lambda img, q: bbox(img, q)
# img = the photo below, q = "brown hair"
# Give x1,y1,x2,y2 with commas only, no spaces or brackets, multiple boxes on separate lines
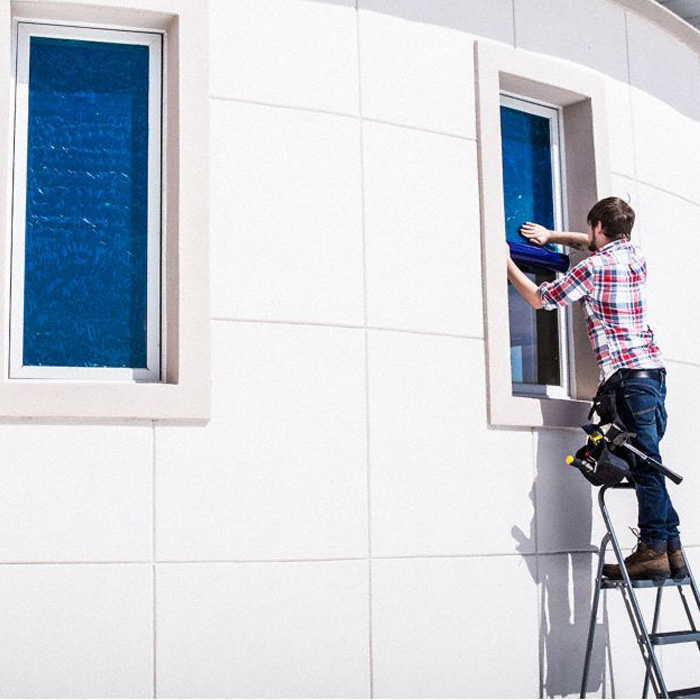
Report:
587,197,635,240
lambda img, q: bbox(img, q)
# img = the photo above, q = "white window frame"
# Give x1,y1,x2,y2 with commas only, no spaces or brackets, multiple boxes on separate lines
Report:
9,21,163,382
500,93,571,401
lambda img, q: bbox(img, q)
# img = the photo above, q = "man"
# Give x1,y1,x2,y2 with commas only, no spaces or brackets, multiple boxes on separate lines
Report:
506,197,686,581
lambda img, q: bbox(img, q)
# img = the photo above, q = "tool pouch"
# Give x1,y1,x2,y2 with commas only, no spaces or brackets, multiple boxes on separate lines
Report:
575,441,632,487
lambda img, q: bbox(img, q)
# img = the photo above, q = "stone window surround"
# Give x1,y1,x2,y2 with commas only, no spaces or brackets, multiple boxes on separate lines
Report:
475,40,611,429
0,0,210,421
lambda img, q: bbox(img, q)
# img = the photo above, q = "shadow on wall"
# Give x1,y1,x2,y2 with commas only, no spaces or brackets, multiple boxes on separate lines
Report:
513,436,617,698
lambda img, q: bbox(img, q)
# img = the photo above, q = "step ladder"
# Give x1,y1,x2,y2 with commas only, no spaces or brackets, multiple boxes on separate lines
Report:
581,482,700,699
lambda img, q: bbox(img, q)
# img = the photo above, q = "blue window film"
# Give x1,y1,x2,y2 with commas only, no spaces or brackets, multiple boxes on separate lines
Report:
501,104,561,387
23,36,150,368
500,105,568,274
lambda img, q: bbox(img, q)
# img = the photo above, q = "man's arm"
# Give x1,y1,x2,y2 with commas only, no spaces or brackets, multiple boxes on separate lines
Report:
520,222,588,251
506,256,542,310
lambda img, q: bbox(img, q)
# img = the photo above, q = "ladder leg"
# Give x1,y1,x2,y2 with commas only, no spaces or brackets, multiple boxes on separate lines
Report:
675,584,700,654
599,486,669,698
680,546,700,627
618,585,664,698
581,534,611,699
643,586,664,698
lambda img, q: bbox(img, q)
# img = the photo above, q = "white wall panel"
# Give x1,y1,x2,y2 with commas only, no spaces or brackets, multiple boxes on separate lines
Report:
156,322,368,561
358,4,476,137
660,361,700,548
156,561,370,698
514,0,629,83
209,0,359,114
631,89,700,205
0,564,152,698
627,9,700,121
210,101,364,326
606,79,637,178
369,332,534,557
363,122,483,337
636,184,700,365
372,556,539,698
0,424,152,562
361,0,515,46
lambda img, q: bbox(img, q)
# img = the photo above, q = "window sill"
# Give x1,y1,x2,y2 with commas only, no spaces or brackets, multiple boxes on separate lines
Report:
488,392,591,430
0,378,210,422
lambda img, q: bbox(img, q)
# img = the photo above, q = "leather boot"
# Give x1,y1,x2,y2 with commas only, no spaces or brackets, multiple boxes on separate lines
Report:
603,541,670,581
668,547,689,579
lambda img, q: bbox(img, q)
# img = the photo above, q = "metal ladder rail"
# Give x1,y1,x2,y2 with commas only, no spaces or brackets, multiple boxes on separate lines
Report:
643,585,665,698
581,483,667,698
582,483,700,699
642,568,700,700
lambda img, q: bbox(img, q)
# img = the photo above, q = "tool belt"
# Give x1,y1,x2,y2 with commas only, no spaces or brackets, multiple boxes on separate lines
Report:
588,368,665,425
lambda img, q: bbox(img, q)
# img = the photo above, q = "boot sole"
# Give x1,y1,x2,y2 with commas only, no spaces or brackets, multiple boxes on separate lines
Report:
629,573,670,581
672,568,689,579
603,571,671,581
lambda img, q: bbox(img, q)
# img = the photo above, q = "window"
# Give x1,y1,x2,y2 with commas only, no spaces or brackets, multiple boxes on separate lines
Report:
0,2,210,420
475,40,607,428
10,22,163,381
500,95,569,398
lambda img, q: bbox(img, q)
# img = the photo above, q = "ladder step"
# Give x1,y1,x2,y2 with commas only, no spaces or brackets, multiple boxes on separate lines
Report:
669,687,700,698
602,576,691,589
650,631,700,646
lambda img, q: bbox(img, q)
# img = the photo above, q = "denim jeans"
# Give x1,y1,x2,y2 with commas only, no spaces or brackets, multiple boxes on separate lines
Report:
610,369,680,549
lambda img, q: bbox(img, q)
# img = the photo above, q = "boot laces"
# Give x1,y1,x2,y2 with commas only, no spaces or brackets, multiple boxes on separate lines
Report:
626,527,647,563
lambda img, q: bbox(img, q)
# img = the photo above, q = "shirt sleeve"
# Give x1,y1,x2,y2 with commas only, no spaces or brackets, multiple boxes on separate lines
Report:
537,257,595,310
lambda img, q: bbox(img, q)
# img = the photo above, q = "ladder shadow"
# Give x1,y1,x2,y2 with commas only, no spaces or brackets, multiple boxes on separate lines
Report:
512,454,616,698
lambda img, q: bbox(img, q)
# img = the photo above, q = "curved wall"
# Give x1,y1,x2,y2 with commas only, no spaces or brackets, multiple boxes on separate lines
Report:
0,0,698,697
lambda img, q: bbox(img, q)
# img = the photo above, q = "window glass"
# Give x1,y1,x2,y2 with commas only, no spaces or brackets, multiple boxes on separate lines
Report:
501,105,555,244
500,97,566,394
11,24,162,380
508,267,560,386
24,37,150,368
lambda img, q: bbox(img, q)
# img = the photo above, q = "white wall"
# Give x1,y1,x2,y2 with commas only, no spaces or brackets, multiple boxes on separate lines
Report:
2,0,700,697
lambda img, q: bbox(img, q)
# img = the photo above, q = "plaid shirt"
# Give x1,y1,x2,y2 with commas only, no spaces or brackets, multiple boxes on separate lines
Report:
537,238,663,383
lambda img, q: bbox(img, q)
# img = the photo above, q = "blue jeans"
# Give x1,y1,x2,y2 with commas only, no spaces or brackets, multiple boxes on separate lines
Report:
610,369,680,549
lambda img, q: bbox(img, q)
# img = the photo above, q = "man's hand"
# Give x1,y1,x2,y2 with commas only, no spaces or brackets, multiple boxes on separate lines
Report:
519,222,550,246
520,223,589,251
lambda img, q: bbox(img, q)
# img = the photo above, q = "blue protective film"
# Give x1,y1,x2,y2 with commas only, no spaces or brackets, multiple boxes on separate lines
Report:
23,36,150,368
507,241,569,273
500,105,566,272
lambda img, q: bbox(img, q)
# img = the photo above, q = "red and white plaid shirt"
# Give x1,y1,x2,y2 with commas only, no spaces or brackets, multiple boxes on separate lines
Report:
537,238,663,383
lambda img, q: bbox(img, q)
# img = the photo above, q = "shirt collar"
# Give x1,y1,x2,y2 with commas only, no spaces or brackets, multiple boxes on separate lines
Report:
597,238,631,254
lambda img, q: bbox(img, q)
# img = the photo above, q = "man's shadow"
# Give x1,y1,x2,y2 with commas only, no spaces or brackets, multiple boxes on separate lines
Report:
513,436,616,698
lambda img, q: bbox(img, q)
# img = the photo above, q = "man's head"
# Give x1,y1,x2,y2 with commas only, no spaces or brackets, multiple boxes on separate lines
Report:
587,197,635,252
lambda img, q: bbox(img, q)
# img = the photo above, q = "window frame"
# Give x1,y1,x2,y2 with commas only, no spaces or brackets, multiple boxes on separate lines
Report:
499,93,571,401
9,20,163,382
475,39,610,429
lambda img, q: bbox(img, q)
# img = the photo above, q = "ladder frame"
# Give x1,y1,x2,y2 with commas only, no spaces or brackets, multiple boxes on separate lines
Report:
580,482,700,699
